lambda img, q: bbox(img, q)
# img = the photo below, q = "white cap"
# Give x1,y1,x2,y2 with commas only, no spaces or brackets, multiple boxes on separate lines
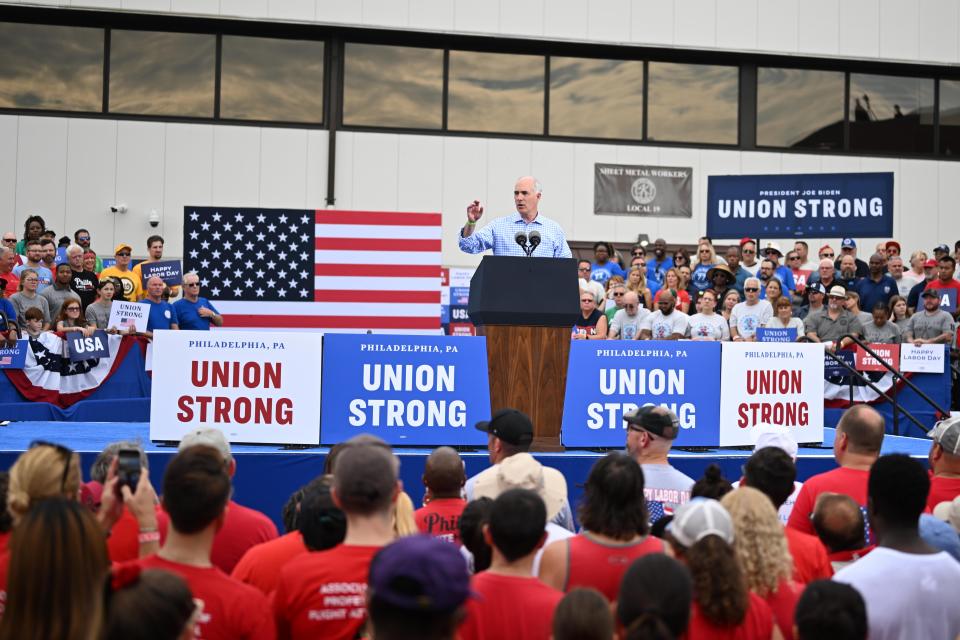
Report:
178,427,232,462
753,429,799,460
668,498,734,548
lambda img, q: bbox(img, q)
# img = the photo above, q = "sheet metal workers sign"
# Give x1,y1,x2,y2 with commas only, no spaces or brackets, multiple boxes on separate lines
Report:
594,163,692,217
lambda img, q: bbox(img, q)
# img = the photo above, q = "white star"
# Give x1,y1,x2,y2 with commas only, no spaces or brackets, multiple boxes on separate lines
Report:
234,212,244,222
211,250,221,259
257,214,266,223
256,233,265,242
190,211,199,221
245,242,254,251
278,233,288,242
201,222,210,231
278,270,288,279
200,259,210,268
189,231,199,240
244,279,254,288
267,224,276,233
234,232,243,241
278,252,288,261
201,279,208,287
189,250,198,258
223,261,232,269
211,287,220,296
266,278,277,288
299,252,309,261
255,269,265,278
300,214,310,224
234,288,242,295
223,241,232,250
300,289,309,298
266,242,276,251
201,240,210,250
245,223,254,232
223,278,233,287
256,251,265,260
290,224,298,232
212,232,221,240
278,289,287,297
266,260,277,269
224,222,232,231
301,234,310,243
211,268,221,278
279,214,288,223
244,261,254,270
212,212,221,222
255,288,264,297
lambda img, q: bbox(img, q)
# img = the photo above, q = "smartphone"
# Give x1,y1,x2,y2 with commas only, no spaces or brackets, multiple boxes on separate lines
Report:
117,449,142,494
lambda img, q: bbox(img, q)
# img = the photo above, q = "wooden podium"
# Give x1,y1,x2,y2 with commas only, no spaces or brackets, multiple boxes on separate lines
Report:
468,256,579,450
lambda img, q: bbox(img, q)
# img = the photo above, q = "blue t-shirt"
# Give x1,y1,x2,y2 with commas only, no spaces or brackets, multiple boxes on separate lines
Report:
173,297,220,331
691,263,714,292
0,298,16,328
646,257,674,287
12,264,53,292
590,262,625,287
145,299,179,332
855,275,898,313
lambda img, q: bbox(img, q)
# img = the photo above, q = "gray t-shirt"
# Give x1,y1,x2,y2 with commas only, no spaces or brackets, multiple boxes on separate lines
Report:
804,309,864,342
610,307,650,340
642,310,689,339
640,463,694,512
730,300,773,338
862,320,901,344
39,285,81,322
906,310,955,341
9,292,50,327
84,300,112,329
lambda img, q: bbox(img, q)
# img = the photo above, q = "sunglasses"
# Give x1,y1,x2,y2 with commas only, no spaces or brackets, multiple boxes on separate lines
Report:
744,287,759,293
788,256,801,261
2,238,15,243
612,291,625,297
632,251,644,256
184,282,200,287
578,267,590,271
77,236,90,242
821,253,835,258
116,252,131,257
29,440,74,494
742,249,756,254
580,298,594,303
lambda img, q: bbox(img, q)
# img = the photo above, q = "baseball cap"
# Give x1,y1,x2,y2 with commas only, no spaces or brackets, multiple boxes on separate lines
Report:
933,496,960,533
763,241,783,257
818,244,834,254
739,237,755,247
368,535,472,612
753,429,799,459
921,288,941,299
807,282,827,296
624,405,680,439
114,243,132,255
841,238,856,249
885,240,901,252
472,452,567,521
928,416,960,455
475,409,533,446
828,285,847,298
667,498,734,548
924,258,938,268
934,243,950,254
178,427,232,461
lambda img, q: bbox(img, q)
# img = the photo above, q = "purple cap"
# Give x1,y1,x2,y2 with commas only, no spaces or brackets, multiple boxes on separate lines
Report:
368,535,472,612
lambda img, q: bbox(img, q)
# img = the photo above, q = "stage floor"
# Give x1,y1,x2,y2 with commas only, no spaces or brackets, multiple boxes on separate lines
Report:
0,421,932,530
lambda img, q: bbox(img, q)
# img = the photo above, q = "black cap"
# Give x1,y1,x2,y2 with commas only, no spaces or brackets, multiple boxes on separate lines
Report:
922,288,940,299
475,409,533,446
623,406,680,439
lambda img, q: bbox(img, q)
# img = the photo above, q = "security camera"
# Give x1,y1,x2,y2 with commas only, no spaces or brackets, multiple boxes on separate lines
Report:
148,210,160,228
110,204,128,214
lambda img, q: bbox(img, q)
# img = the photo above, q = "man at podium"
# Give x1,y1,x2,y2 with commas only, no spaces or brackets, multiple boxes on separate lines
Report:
459,176,573,258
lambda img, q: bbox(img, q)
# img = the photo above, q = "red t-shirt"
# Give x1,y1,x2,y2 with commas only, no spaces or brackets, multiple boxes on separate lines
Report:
157,499,278,574
460,572,563,640
415,498,467,545
763,580,803,640
684,591,775,640
787,466,870,536
565,533,665,601
231,531,307,595
273,544,381,640
783,527,833,584
927,476,960,512
107,507,148,563
133,554,275,640
926,279,960,309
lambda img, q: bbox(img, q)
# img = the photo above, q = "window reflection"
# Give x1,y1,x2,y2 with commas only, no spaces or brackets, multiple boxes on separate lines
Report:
0,22,103,111
448,51,544,134
757,68,844,150
549,57,643,139
109,30,215,117
221,36,323,122
343,44,442,129
647,62,738,144
849,73,933,153
939,80,960,156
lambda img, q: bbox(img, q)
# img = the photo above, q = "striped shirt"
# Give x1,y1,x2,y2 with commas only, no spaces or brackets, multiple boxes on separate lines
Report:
459,212,572,258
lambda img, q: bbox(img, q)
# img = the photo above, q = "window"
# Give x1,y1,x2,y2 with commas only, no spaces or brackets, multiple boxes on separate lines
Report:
220,36,324,123
447,51,544,134
109,30,215,117
647,62,738,144
0,22,103,111
548,57,643,139
939,80,960,156
757,68,844,150
848,73,933,154
343,43,443,129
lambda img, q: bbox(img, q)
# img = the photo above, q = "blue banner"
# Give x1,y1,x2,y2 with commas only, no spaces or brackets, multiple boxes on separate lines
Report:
140,260,183,286
757,327,797,343
824,350,857,377
67,330,110,362
936,288,958,313
0,340,29,369
320,334,491,446
561,341,722,447
706,172,894,239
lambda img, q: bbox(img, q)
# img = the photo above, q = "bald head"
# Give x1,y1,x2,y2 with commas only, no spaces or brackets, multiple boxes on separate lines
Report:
813,493,865,553
423,446,465,498
837,405,885,456
623,291,639,307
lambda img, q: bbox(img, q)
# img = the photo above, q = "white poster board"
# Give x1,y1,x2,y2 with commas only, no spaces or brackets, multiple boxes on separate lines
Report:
719,342,825,447
108,301,150,333
150,330,323,444
899,344,946,373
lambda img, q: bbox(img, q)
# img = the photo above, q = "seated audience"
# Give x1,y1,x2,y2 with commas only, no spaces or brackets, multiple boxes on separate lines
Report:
640,289,689,340
55,299,95,336
904,288,954,344
9,268,50,329
730,277,772,341
861,301,901,343
21,306,45,338
686,289,729,340
764,297,804,338
574,288,608,339
609,291,649,340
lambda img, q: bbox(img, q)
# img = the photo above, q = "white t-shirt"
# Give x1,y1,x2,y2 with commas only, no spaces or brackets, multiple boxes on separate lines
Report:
642,310,689,340
764,316,804,335
687,312,730,341
610,307,650,340
742,261,760,276
730,300,773,338
834,547,960,640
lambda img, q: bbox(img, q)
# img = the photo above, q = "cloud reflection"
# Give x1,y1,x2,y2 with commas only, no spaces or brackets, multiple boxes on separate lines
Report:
757,68,844,148
849,73,933,123
447,51,543,134
549,57,643,139
647,62,738,144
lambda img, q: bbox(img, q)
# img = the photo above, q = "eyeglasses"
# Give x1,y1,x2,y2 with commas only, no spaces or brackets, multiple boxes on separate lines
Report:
578,267,590,272
631,251,644,257
184,282,200,287
66,307,80,312
580,298,594,303
744,287,759,293
116,252,131,257
29,440,74,494
77,236,90,242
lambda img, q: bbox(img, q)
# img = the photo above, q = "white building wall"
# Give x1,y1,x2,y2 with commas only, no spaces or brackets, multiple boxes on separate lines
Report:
4,0,959,65
2,114,955,268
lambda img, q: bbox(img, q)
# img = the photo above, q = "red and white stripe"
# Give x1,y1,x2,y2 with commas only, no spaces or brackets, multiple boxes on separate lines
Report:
219,210,442,333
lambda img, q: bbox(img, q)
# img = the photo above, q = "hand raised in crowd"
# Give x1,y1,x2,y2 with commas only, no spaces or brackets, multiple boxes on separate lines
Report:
466,200,484,223
97,456,159,535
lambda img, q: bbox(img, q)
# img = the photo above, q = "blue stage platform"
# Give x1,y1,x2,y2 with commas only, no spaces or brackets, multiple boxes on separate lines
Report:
0,421,933,531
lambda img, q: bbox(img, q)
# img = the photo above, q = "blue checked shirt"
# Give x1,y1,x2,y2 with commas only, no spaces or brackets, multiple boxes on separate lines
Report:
459,212,572,258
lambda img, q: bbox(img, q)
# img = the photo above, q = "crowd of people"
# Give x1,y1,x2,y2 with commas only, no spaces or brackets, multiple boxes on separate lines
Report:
0,216,223,344
577,236,960,349
2,404,960,639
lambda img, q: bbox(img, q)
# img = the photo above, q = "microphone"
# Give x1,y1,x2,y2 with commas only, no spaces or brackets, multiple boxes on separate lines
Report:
528,230,541,254
515,231,529,255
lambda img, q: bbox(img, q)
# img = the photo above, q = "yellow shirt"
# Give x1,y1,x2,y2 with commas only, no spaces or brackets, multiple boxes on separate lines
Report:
98,266,143,302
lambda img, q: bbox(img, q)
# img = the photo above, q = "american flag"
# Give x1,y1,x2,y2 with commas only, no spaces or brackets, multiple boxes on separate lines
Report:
183,207,442,333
